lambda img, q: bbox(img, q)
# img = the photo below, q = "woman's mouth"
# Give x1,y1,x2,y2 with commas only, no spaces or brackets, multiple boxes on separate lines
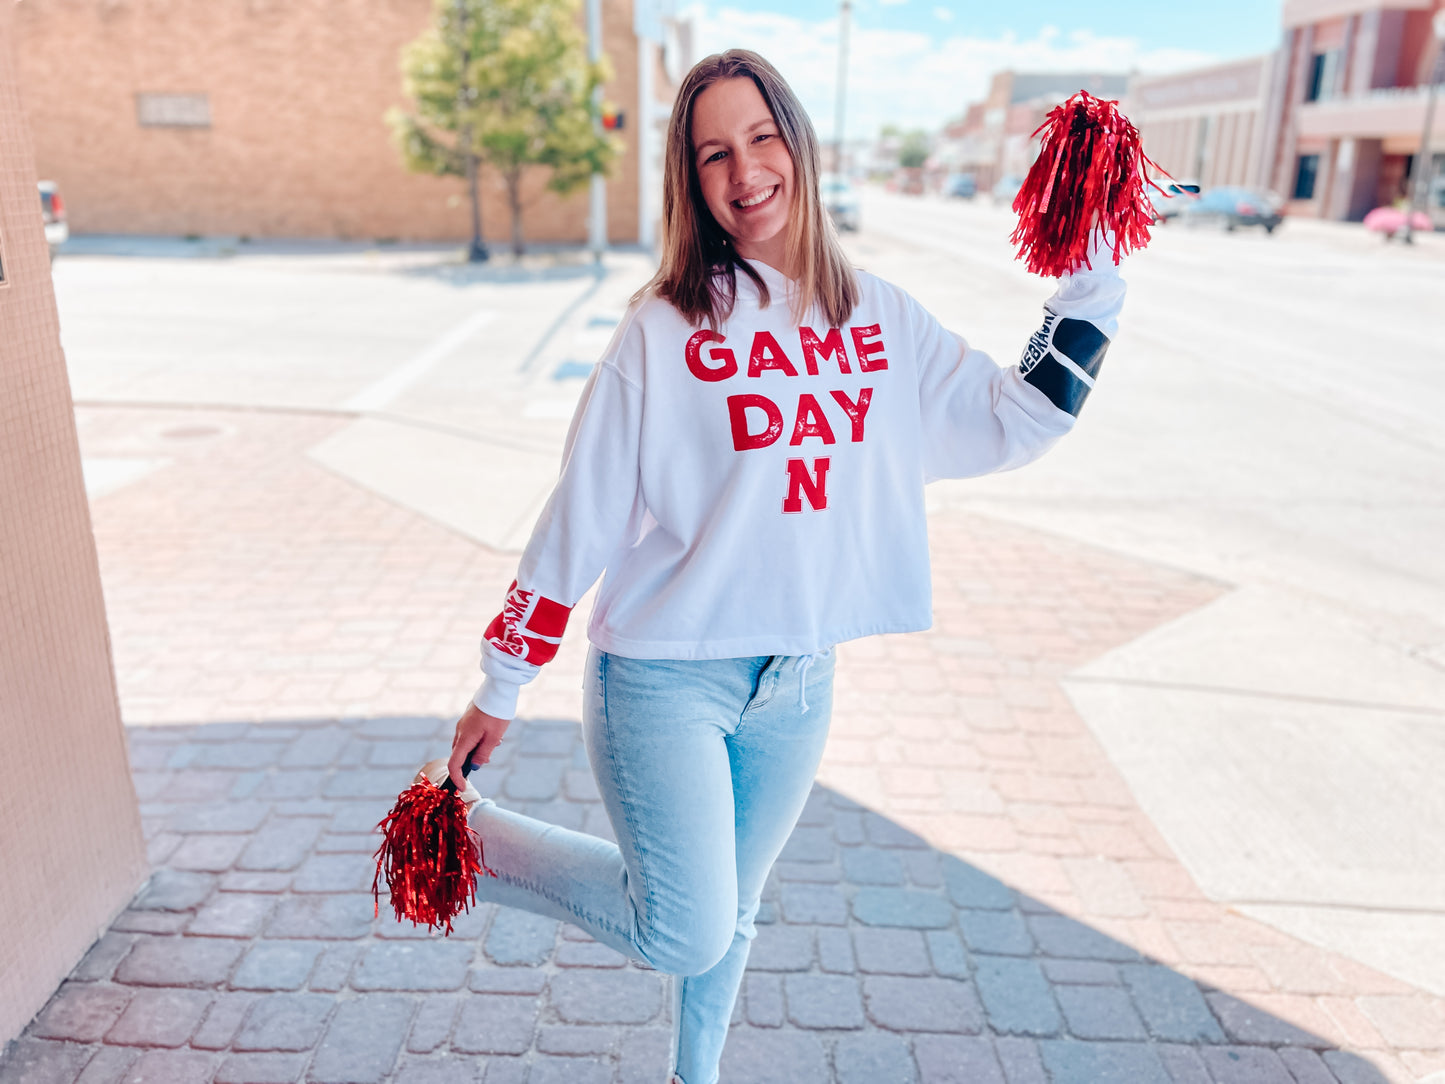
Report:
733,186,778,211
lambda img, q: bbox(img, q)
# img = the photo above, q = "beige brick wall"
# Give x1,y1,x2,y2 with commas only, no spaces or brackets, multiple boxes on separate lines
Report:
0,0,147,1046
15,0,645,245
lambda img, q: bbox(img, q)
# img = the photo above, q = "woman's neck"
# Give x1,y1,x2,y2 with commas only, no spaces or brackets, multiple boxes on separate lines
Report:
733,233,797,280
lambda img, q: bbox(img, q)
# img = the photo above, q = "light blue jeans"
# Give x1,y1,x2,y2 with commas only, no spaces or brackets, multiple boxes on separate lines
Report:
467,646,836,1084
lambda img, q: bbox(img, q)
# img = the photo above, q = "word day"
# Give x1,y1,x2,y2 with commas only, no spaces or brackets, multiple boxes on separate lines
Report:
683,324,893,513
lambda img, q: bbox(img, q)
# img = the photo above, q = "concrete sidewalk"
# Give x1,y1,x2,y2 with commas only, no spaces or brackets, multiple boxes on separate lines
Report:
3,396,1444,1084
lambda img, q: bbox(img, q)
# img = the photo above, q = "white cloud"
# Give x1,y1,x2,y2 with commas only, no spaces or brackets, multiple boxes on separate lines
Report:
933,7,953,21
685,5,1221,140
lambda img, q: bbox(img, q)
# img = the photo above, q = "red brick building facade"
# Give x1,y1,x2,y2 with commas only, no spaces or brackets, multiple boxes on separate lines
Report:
14,0,690,245
1270,0,1445,221
1128,0,1445,223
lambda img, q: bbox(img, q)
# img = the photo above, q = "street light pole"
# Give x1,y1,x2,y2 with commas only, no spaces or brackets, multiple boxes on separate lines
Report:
1403,11,1445,244
833,0,852,175
586,0,607,263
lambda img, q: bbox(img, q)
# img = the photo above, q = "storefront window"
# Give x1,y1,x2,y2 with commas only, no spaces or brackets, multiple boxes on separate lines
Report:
1293,154,1320,200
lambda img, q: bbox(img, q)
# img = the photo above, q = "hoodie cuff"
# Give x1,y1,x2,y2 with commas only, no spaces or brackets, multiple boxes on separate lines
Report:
472,677,520,720
1064,227,1123,277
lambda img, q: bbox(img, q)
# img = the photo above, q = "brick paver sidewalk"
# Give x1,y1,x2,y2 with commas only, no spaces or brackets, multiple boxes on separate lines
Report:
2,404,1442,1084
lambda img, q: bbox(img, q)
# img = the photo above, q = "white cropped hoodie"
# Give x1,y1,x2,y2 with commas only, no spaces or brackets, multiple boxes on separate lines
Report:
473,241,1125,719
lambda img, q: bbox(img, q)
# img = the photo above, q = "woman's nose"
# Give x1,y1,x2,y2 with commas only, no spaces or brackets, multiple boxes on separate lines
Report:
729,147,760,185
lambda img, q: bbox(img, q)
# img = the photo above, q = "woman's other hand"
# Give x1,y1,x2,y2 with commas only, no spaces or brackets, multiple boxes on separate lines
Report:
449,702,511,790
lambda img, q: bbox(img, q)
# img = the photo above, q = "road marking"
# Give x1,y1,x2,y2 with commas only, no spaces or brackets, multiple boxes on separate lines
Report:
341,308,496,412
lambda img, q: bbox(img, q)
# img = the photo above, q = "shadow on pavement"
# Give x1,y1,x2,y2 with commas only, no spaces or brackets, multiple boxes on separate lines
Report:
56,235,629,289
0,714,1395,1084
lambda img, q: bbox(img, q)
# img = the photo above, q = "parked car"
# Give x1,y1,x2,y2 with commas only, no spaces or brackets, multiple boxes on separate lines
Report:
991,174,1025,206
820,173,860,231
1148,180,1200,223
1178,185,1283,233
39,180,68,259
944,173,977,199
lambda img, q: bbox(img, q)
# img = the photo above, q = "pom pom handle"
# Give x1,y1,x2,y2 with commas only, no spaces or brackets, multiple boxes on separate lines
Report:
439,754,478,795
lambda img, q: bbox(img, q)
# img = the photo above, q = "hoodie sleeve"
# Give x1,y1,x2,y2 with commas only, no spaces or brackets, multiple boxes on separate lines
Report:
917,231,1126,482
471,319,646,720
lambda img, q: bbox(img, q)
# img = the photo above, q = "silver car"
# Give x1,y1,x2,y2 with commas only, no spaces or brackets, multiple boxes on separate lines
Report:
821,174,860,232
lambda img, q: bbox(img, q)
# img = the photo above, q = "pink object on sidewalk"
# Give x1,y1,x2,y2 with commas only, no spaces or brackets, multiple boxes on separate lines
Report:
1363,206,1434,234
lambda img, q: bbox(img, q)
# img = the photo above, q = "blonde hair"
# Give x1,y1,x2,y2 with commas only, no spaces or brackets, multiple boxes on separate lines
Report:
636,49,860,330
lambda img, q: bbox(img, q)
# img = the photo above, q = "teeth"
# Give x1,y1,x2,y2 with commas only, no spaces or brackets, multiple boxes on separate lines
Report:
737,187,775,208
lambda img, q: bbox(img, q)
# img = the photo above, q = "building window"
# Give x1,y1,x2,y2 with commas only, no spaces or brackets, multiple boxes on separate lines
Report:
1293,154,1320,200
136,93,211,129
1305,50,1340,103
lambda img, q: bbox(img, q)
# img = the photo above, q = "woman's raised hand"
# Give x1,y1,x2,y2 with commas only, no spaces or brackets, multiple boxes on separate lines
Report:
449,701,511,791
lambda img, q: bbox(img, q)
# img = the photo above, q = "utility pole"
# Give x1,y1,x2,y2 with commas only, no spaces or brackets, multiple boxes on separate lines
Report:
1403,11,1445,244
587,0,607,262
833,0,852,175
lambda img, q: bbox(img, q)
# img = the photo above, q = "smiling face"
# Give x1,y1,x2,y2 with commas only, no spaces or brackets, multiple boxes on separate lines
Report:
690,75,796,272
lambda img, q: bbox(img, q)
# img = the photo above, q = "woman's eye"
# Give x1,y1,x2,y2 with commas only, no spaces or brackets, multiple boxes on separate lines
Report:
755,133,773,143
705,150,726,164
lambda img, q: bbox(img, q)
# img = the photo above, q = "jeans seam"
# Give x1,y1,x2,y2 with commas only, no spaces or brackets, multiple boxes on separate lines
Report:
736,656,776,732
487,869,627,942
598,651,663,963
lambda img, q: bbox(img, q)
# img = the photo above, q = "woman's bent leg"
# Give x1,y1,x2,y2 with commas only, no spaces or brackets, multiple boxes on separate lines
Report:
671,652,837,1084
467,647,748,975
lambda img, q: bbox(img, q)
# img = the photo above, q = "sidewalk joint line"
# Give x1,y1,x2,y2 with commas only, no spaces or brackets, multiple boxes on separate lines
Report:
74,398,562,456
518,264,609,375
1226,898,1445,917
341,307,497,412
1063,673,1445,718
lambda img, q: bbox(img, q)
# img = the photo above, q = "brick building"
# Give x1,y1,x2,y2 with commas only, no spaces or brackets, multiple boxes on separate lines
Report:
935,71,1131,195
1128,0,1445,223
14,0,693,246
1269,0,1445,222
1128,56,1278,192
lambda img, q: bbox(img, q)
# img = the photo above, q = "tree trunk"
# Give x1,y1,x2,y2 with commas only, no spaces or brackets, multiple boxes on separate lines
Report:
454,0,486,263
464,146,488,263
506,169,525,257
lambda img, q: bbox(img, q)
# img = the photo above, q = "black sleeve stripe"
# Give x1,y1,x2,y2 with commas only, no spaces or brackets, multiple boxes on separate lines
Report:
1023,355,1092,416
1050,317,1109,379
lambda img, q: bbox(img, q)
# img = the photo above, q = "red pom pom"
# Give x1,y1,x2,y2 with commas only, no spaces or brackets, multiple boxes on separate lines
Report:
373,777,495,935
1009,90,1170,277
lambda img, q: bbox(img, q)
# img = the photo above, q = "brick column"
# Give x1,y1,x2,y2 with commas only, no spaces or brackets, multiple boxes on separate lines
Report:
0,1,147,1047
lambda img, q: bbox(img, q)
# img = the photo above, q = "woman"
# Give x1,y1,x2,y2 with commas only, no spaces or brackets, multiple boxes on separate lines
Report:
431,49,1124,1084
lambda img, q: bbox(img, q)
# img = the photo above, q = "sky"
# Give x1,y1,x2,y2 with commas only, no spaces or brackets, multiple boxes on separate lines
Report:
686,0,1283,140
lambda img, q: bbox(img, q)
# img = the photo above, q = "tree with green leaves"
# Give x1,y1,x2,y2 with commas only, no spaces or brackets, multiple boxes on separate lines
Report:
898,129,931,170
388,0,620,260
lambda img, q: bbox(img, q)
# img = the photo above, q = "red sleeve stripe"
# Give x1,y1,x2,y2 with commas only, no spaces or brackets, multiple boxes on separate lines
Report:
527,595,572,638
519,635,562,665
483,582,573,665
